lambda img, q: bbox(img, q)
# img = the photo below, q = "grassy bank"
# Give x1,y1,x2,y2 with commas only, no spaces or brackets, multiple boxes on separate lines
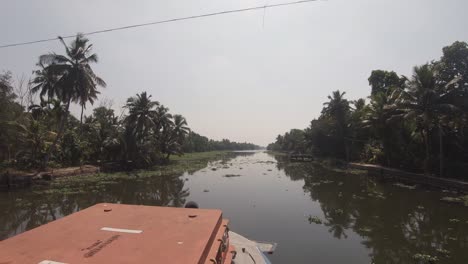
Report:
33,151,230,195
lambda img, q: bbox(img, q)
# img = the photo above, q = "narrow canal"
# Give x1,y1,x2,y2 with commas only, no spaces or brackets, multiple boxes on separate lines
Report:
1,151,467,263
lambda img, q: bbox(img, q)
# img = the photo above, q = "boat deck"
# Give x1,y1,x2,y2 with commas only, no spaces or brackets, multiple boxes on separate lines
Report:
0,203,231,263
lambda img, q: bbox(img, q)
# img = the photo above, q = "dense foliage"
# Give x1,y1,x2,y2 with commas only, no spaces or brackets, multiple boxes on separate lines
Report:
183,132,261,153
0,34,259,170
268,41,468,178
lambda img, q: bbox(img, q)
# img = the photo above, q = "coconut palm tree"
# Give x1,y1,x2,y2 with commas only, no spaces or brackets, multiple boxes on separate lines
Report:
33,33,106,167
362,92,401,165
169,115,190,157
30,62,59,103
395,64,461,175
153,105,173,135
322,90,351,160
123,92,159,164
172,115,190,140
124,92,159,140
46,34,106,123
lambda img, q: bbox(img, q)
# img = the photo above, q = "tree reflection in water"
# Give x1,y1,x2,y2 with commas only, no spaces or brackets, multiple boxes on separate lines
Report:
273,155,468,264
0,173,189,240
0,151,255,241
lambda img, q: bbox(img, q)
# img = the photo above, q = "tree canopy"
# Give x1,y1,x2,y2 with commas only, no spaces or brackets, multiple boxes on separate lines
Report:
268,41,468,179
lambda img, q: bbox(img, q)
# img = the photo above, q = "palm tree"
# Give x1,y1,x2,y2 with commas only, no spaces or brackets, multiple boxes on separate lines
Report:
30,62,59,102
124,92,159,140
153,105,173,135
123,92,159,164
168,115,190,158
395,64,461,175
172,115,189,138
32,33,105,168
363,92,401,165
47,34,106,124
322,90,351,160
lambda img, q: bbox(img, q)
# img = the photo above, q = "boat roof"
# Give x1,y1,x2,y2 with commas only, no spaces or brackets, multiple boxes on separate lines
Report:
0,203,228,264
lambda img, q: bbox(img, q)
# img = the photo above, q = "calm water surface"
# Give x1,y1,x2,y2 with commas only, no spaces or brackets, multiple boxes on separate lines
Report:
1,151,468,263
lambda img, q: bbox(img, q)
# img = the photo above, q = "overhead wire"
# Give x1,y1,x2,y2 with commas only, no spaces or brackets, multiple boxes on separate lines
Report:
0,0,320,49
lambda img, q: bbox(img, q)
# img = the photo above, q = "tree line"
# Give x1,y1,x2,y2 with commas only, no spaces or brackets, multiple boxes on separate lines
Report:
268,41,468,179
0,34,259,170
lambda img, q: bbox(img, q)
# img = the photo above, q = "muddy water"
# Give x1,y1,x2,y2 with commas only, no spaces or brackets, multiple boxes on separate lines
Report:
1,151,468,263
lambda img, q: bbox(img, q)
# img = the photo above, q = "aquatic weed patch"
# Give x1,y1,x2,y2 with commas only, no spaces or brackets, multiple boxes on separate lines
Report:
307,215,323,224
32,151,229,195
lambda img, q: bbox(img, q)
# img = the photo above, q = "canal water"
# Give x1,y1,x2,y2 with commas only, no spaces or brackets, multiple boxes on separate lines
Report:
1,151,468,263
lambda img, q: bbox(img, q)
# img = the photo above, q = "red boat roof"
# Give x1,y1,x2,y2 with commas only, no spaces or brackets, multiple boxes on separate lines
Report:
0,203,231,264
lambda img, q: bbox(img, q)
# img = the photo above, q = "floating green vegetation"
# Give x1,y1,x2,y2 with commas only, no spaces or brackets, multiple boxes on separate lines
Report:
352,194,364,200
358,227,372,233
307,215,323,224
367,190,386,199
255,161,276,164
31,151,229,195
224,174,241,178
435,248,450,257
311,159,367,175
334,209,344,215
393,182,417,190
318,180,334,184
440,195,468,206
412,253,439,263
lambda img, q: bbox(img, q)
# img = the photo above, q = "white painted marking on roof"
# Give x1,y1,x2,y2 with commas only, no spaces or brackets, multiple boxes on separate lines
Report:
39,261,67,264
100,227,143,234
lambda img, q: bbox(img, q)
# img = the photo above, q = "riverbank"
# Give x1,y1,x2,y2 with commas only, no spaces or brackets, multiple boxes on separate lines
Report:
349,162,468,193
275,152,468,193
0,151,230,192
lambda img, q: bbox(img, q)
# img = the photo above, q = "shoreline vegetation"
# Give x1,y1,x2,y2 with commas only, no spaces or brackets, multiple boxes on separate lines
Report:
268,41,468,182
0,34,261,183
1,151,231,192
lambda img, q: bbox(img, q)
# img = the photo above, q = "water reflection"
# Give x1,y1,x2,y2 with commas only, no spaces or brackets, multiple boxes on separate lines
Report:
0,174,190,239
273,155,468,264
0,151,254,240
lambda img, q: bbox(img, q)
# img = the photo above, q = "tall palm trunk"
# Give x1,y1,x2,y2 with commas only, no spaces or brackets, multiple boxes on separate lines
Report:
42,97,72,169
422,129,430,175
80,104,84,135
439,124,444,178
80,104,84,125
7,145,11,162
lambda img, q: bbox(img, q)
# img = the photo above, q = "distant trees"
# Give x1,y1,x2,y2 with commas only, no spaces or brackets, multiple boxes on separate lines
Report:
183,132,261,153
267,130,305,153
268,41,468,179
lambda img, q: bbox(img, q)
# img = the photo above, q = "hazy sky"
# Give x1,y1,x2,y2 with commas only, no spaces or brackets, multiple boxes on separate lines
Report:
1,0,468,146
